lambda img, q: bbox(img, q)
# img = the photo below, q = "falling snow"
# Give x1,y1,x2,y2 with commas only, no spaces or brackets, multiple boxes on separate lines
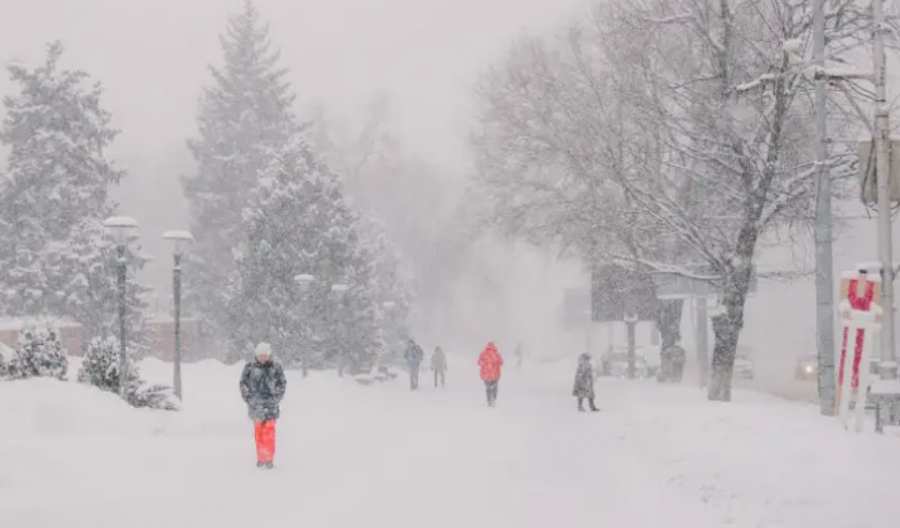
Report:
1,0,899,526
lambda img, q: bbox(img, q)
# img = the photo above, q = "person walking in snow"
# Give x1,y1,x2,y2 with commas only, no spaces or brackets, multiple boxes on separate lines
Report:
404,338,425,390
573,353,599,412
478,341,503,407
239,342,287,469
431,345,447,388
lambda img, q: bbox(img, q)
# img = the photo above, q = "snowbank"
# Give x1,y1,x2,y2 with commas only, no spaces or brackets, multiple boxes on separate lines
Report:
0,377,170,437
595,379,900,527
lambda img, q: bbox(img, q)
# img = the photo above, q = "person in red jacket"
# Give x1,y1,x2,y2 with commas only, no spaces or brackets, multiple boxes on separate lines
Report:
477,341,504,407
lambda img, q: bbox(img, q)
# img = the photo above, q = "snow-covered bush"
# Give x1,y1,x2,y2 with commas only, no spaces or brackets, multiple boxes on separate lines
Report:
78,336,131,392
0,349,9,380
78,336,178,411
7,321,68,380
127,381,179,411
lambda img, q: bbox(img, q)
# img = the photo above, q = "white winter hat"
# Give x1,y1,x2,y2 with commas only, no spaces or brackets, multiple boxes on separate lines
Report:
255,342,272,358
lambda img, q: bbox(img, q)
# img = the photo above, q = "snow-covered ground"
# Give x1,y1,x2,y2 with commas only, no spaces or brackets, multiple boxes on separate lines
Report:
1,357,898,528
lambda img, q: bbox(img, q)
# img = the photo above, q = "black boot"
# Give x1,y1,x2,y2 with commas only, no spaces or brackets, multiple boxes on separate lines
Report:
265,461,274,469
589,398,600,412
577,398,585,412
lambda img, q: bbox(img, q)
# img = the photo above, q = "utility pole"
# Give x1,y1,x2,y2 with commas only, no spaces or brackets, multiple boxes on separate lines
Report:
873,0,897,380
813,0,836,415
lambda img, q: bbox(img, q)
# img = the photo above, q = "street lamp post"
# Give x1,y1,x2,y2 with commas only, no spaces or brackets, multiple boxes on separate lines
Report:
624,311,638,379
162,230,194,400
293,274,315,376
292,276,352,375
103,216,138,399
330,284,350,376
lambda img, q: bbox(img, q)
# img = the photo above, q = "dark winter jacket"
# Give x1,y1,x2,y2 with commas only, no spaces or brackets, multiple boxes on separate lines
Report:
404,341,424,367
572,355,595,398
239,359,287,421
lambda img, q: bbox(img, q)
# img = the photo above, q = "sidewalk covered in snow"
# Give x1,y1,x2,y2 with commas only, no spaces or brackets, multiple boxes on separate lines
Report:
1,358,897,528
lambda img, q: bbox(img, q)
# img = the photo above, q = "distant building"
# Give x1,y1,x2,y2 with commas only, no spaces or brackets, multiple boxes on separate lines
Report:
145,313,204,361
0,317,84,356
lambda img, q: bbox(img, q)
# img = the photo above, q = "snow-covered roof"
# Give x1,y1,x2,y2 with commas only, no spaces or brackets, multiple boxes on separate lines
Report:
0,317,82,331
856,262,883,272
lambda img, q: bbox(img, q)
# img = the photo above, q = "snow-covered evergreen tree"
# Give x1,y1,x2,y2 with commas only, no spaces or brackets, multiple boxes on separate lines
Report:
0,41,148,350
358,215,412,363
183,0,298,346
227,134,381,370
78,336,131,392
50,221,150,352
78,336,178,411
0,346,10,380
7,320,68,380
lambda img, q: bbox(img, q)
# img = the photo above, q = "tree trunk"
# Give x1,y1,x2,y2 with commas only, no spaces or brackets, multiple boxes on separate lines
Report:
707,259,754,401
708,312,740,401
656,299,683,349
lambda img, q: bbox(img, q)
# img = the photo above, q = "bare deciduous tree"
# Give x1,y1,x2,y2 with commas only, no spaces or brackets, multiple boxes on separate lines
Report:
472,0,873,400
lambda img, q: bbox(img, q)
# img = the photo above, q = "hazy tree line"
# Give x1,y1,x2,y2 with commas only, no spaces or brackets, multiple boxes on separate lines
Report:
0,0,472,374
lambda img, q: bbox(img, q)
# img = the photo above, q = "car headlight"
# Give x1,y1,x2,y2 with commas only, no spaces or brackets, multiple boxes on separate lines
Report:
804,365,814,373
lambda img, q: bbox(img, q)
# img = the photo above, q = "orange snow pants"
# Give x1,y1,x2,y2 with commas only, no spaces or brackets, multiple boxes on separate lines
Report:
254,420,276,463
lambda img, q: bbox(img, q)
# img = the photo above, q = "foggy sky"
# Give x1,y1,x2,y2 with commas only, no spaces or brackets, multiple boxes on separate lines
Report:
0,0,589,166
3,0,900,375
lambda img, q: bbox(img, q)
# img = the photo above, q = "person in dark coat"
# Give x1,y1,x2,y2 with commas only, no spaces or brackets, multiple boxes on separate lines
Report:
573,353,599,412
404,339,425,390
239,342,287,468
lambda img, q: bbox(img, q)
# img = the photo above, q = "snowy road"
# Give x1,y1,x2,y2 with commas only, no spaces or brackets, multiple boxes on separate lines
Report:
2,359,900,527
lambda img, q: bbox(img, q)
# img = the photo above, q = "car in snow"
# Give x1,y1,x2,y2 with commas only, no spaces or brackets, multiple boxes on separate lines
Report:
794,353,817,381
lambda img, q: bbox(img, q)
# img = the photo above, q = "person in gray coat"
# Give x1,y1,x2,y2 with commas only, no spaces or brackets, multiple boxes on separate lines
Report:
239,342,287,468
431,345,447,387
573,353,599,412
404,339,425,390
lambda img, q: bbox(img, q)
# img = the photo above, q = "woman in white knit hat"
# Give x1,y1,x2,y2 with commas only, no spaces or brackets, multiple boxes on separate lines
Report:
238,342,287,468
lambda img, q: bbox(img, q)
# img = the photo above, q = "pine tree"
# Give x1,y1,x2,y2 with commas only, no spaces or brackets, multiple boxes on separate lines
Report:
227,134,381,370
0,41,148,349
358,215,412,363
183,0,298,346
7,320,68,380
49,220,150,352
78,336,132,392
